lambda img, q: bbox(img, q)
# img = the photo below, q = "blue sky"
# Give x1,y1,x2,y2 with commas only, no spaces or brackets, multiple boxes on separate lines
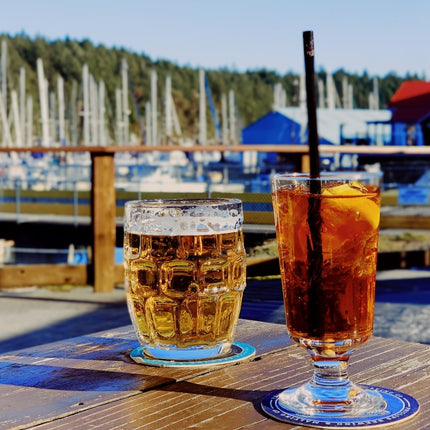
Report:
2,0,429,78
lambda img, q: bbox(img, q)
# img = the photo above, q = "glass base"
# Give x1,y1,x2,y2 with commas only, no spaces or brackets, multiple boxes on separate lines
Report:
279,378,386,416
143,341,232,361
261,385,419,428
130,341,256,368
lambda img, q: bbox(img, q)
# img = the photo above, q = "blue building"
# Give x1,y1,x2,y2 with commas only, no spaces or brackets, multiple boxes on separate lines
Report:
241,110,303,145
241,107,392,168
242,107,392,146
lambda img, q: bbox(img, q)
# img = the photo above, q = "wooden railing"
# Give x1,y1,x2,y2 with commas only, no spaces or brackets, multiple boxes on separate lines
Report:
0,144,429,292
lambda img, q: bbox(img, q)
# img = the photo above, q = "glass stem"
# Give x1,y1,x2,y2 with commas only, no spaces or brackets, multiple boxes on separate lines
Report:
299,353,388,414
311,356,352,389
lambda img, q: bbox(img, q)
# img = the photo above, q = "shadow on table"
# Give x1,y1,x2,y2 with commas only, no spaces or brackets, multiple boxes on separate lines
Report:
0,299,131,354
0,360,159,391
159,379,274,417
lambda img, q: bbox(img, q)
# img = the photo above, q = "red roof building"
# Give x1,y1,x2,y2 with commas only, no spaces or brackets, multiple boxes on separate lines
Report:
388,81,430,145
389,81,430,122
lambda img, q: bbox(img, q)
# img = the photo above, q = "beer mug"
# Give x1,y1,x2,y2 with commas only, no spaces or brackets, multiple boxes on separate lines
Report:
123,199,246,361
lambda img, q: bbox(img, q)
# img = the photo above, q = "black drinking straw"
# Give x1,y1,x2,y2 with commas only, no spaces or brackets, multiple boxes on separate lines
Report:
303,31,321,184
303,31,324,337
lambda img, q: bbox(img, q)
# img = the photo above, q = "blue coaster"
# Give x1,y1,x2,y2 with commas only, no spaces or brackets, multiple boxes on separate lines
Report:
130,341,256,368
261,385,419,429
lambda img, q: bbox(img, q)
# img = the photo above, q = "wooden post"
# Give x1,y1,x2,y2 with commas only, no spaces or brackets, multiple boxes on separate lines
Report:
300,153,310,173
90,151,116,292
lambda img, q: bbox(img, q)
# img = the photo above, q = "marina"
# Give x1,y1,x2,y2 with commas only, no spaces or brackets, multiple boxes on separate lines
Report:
0,36,429,287
1,145,430,273
0,35,429,202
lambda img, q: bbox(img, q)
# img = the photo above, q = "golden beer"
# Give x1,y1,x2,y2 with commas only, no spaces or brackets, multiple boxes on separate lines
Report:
123,199,246,360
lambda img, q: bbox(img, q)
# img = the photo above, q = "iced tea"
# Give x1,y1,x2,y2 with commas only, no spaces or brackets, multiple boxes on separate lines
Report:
272,177,381,351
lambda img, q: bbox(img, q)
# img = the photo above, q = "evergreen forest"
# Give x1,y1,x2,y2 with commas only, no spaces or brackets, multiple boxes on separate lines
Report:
0,33,421,144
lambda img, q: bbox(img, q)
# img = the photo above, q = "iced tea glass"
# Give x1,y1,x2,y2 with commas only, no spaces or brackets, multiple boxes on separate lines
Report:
123,198,246,361
270,172,386,418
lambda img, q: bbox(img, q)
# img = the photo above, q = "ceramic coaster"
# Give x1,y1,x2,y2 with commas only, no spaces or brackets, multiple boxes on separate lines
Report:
261,385,419,429
130,341,256,368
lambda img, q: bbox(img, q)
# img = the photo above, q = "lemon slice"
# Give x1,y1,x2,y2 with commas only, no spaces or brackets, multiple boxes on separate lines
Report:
322,182,364,196
322,183,380,229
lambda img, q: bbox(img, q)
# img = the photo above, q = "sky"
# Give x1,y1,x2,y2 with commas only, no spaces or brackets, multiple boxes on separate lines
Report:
2,0,430,79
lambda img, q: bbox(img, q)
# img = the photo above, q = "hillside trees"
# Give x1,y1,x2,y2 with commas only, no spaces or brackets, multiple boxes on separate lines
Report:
0,33,419,143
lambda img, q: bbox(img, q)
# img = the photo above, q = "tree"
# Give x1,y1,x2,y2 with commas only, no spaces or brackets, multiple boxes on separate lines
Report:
0,33,415,142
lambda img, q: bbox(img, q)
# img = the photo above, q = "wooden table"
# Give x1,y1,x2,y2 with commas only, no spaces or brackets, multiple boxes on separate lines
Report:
0,320,428,429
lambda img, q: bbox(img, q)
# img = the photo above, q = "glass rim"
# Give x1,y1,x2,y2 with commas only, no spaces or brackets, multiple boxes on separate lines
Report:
272,171,383,181
124,198,242,209
124,197,243,234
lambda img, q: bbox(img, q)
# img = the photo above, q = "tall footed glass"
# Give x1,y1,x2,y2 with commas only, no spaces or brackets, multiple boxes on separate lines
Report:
262,172,419,428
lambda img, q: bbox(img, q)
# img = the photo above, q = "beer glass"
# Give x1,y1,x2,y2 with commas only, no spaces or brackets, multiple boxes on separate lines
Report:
262,172,419,426
123,198,246,362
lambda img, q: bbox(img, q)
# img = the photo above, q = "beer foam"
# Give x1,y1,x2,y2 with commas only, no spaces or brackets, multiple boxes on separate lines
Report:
124,199,243,235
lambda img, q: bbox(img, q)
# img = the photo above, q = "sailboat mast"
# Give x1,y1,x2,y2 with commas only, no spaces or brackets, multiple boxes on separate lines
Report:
70,81,78,146
0,95,12,147
221,93,228,145
11,90,22,147
121,59,129,145
26,95,33,147
49,90,56,144
37,58,50,147
98,81,106,146
373,77,379,109
170,93,182,139
1,40,6,146
228,89,236,144
326,73,336,110
115,88,122,145
145,101,152,146
82,64,90,146
199,69,207,145
165,75,172,144
318,79,325,108
150,69,157,146
57,76,65,144
19,67,26,145
89,74,98,146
